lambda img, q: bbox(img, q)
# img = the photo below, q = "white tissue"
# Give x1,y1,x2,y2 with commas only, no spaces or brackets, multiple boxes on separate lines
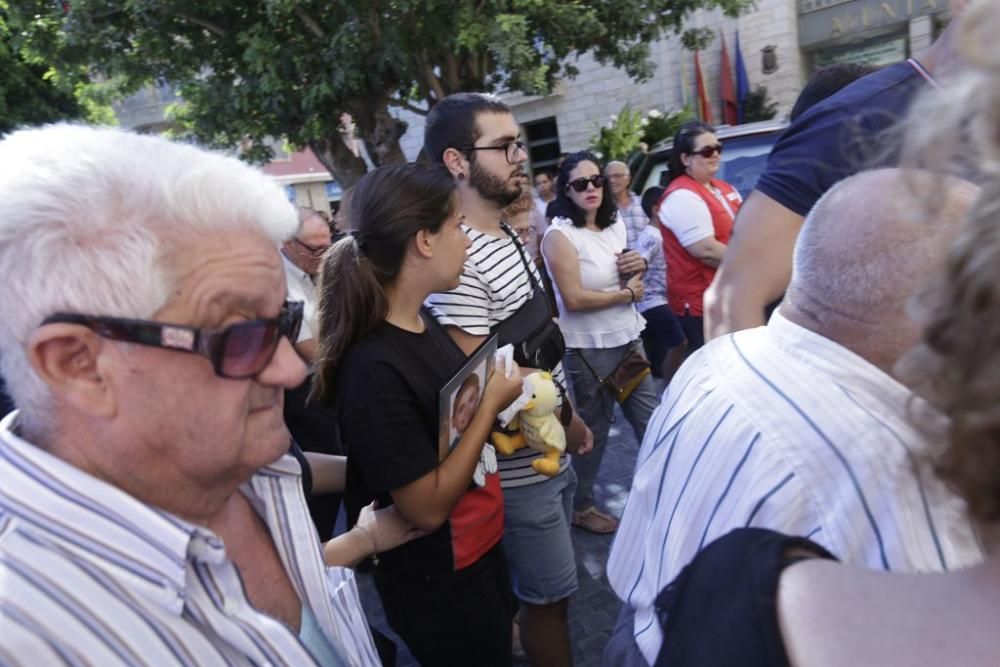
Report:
496,379,533,428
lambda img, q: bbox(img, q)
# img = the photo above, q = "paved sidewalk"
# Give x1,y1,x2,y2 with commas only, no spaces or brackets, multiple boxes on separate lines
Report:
357,381,663,666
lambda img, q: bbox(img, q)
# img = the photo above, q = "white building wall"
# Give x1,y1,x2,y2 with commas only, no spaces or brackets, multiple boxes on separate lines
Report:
395,0,801,161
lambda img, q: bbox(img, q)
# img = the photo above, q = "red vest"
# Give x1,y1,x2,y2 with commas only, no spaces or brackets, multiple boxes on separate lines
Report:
659,174,740,316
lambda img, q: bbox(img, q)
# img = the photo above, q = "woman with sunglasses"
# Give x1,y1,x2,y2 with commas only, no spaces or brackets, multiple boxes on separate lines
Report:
311,162,524,666
658,121,742,351
541,151,659,534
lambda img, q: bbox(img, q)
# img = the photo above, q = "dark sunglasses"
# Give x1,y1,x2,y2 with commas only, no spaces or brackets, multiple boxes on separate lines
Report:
689,144,723,158
567,175,605,193
41,300,304,379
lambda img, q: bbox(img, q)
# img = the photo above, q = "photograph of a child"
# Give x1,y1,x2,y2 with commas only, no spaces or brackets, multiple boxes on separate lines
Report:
438,335,498,470
450,374,482,448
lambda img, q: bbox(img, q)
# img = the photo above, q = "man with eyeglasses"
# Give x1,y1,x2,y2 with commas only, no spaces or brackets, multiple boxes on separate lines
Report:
279,206,343,541
282,206,331,363
604,161,648,248
0,125,384,665
424,92,594,667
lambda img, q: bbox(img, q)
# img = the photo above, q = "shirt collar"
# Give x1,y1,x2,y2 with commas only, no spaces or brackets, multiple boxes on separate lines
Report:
281,250,312,285
765,311,916,411
0,411,303,615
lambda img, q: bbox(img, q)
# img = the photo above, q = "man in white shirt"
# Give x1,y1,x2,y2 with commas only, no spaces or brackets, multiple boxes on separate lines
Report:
605,168,986,666
281,207,332,362
0,125,380,666
280,207,340,539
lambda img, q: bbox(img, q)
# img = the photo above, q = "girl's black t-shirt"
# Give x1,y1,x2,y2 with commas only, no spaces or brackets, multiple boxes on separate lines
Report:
335,317,504,576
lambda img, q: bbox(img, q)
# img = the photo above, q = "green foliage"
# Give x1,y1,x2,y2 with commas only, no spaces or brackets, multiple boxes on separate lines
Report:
743,84,779,123
9,0,756,184
0,3,83,133
590,105,646,163
591,105,695,161
641,107,694,147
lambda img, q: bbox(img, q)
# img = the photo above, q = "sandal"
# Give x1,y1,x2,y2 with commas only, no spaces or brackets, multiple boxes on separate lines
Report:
572,506,619,534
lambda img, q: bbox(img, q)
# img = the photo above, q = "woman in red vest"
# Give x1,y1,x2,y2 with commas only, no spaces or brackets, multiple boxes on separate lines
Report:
657,121,742,351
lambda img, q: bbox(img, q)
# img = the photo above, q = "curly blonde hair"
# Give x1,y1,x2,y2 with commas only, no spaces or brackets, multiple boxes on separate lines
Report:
900,0,1000,523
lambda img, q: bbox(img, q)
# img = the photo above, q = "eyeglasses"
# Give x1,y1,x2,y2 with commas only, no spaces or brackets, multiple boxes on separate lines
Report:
689,144,723,159
41,301,304,379
464,140,528,164
294,238,331,256
567,175,605,193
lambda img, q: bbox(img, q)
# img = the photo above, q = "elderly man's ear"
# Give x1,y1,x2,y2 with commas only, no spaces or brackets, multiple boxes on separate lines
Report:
27,325,118,418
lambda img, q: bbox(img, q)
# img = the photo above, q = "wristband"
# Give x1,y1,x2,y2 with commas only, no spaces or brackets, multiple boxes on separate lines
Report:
625,286,635,303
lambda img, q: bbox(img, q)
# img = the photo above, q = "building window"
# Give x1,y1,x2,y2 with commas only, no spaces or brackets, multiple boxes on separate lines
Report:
523,117,561,172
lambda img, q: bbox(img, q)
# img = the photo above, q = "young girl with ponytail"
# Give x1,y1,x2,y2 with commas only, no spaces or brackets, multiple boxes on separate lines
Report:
313,162,523,666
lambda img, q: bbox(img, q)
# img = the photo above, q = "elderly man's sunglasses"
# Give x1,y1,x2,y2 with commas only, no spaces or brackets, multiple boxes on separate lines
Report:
41,301,304,379
567,175,605,192
689,144,723,158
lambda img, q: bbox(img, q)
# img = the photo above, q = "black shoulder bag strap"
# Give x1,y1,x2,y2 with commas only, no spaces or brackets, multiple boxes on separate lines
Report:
499,221,546,300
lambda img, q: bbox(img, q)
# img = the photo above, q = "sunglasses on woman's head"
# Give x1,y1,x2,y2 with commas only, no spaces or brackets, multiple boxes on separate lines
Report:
689,144,723,159
567,175,605,193
40,300,305,379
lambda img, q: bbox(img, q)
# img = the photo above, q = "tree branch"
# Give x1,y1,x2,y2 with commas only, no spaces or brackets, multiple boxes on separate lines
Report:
176,14,228,38
443,50,460,93
388,97,429,116
414,53,446,105
293,7,326,40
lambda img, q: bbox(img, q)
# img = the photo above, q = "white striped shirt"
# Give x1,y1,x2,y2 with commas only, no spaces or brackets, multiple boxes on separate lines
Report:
607,313,985,665
0,412,380,667
426,222,569,488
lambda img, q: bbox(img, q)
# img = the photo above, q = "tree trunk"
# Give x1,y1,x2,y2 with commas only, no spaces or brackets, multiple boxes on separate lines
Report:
308,136,368,190
362,104,408,167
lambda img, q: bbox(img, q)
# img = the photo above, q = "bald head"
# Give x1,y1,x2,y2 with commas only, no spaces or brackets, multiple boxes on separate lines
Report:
781,168,977,372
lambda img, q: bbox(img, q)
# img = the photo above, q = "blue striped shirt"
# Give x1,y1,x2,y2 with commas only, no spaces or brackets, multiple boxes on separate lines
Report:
607,313,985,665
0,412,380,666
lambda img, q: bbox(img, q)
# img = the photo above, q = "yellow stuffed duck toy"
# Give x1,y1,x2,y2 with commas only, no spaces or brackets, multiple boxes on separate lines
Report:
492,371,565,476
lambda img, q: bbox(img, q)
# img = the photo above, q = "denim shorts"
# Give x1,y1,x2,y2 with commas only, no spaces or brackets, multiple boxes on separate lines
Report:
502,467,579,605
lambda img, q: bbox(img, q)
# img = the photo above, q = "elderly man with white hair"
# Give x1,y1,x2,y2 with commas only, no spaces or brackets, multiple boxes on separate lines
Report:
0,125,387,666
604,168,987,667
605,160,647,248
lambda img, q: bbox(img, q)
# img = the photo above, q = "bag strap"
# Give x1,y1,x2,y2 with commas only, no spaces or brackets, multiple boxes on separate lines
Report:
499,221,544,296
575,348,606,385
553,377,573,427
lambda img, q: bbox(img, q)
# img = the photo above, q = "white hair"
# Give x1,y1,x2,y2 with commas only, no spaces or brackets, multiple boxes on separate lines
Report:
605,161,629,174
0,124,297,429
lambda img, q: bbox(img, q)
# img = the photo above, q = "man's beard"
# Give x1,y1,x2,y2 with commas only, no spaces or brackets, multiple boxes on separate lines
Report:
469,158,521,207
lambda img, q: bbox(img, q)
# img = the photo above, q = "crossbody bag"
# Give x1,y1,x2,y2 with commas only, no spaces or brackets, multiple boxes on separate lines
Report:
491,222,566,372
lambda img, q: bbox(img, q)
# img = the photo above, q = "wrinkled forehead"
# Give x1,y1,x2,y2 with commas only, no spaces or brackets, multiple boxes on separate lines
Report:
161,229,287,324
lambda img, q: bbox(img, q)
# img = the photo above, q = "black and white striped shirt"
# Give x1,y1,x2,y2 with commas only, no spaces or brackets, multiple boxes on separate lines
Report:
426,223,569,488
607,313,985,665
0,412,380,666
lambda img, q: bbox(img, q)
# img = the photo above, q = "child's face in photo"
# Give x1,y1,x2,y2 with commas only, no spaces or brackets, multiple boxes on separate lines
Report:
452,382,481,434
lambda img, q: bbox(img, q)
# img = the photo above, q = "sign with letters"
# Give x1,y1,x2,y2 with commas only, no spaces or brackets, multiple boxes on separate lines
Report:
798,0,944,47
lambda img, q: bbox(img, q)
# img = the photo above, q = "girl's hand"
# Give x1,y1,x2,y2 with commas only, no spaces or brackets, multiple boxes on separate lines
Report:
482,358,524,413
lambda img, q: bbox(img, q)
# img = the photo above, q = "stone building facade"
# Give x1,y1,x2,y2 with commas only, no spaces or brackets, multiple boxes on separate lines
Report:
397,0,949,171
